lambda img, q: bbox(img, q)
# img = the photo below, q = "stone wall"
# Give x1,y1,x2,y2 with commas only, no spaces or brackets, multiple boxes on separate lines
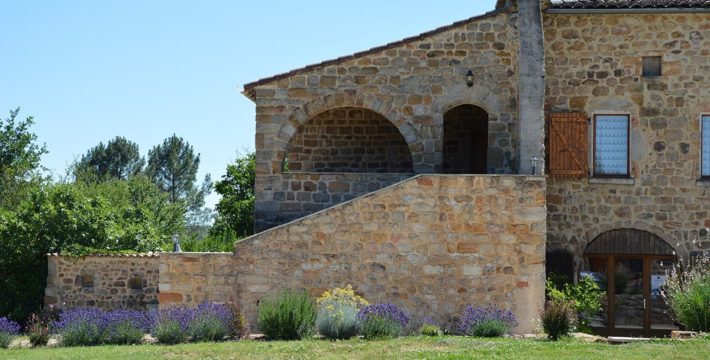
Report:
543,12,710,265
261,172,413,229
287,108,413,173
157,253,237,306
249,9,522,231
233,175,547,333
45,254,160,310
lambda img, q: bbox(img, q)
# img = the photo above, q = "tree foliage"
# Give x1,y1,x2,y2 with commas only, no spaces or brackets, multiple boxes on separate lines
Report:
210,152,255,240
0,108,47,208
73,136,144,182
0,178,184,324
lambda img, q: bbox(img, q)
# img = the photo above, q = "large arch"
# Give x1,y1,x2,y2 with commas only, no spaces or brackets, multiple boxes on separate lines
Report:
584,229,675,256
285,107,414,173
274,93,423,174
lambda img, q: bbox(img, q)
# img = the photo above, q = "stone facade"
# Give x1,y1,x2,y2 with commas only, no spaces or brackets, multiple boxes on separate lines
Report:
158,253,237,306
247,9,529,232
45,254,160,310
231,175,546,333
274,172,412,226
543,11,710,268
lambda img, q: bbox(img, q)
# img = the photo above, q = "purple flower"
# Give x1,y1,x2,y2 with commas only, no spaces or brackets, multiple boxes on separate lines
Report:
0,317,20,335
457,305,518,335
151,302,233,334
358,303,410,327
54,308,152,334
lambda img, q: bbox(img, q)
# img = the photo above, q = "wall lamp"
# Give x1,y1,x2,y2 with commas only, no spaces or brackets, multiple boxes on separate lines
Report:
466,70,474,87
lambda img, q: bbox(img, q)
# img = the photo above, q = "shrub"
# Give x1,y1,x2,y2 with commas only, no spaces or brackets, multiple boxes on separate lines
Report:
457,305,518,337
665,255,710,332
258,291,316,340
0,317,20,349
103,321,144,345
315,286,368,340
361,315,402,340
61,321,102,347
153,319,186,345
188,315,228,342
316,285,369,309
151,302,233,344
56,308,152,346
316,301,361,340
228,304,249,339
419,324,442,336
27,313,50,347
546,275,603,332
542,300,577,341
358,303,409,340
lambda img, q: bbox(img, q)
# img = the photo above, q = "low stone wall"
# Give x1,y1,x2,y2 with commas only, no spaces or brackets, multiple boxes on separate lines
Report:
157,253,237,306
235,174,547,333
257,172,413,231
45,254,160,310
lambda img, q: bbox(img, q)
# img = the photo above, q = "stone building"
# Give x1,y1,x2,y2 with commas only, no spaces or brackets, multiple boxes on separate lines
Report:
46,0,710,336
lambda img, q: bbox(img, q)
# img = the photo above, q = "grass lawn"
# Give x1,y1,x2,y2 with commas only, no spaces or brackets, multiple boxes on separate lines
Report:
2,336,709,360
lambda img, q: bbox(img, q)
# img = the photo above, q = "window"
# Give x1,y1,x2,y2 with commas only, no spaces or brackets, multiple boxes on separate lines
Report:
642,56,662,77
128,277,143,290
594,114,630,177
702,115,710,178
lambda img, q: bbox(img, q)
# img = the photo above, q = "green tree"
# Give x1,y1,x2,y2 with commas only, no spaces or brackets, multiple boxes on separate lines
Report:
73,136,144,182
211,152,255,240
146,134,210,206
0,178,184,324
0,108,47,209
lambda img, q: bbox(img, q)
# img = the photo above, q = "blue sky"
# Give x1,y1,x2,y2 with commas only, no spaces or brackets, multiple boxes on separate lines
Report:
0,0,496,208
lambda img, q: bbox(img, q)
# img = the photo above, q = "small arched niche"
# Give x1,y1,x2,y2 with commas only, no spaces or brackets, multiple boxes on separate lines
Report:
285,107,413,173
443,104,488,174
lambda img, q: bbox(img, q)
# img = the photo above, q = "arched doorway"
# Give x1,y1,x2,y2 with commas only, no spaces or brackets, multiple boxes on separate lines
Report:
582,229,677,337
443,105,488,174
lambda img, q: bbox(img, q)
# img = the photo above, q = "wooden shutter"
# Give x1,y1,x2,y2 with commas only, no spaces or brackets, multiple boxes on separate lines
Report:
547,112,588,178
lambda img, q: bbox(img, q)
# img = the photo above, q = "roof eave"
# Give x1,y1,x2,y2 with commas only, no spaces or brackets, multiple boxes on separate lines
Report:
547,7,710,14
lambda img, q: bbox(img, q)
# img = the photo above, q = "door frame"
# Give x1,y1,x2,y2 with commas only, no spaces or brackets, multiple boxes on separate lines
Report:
583,253,676,337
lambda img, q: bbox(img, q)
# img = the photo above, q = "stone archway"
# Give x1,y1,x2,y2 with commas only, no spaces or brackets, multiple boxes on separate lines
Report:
443,104,489,174
285,107,414,173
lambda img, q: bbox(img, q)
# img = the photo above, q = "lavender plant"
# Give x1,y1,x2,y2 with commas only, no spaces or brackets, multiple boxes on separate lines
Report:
0,317,20,348
664,254,710,332
55,308,152,346
358,303,409,340
151,302,233,343
457,305,518,337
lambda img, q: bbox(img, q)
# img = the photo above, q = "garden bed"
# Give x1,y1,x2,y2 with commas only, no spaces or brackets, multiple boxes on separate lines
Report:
1,336,709,360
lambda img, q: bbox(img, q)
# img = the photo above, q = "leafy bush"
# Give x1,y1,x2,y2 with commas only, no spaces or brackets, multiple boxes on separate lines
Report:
541,300,576,341
151,302,233,344
361,315,402,340
258,291,316,340
358,303,409,340
0,316,20,348
665,255,710,332
315,286,367,340
55,308,152,346
316,285,369,309
153,319,186,345
457,305,518,337
316,301,361,340
419,324,442,336
103,321,144,345
27,313,50,347
546,275,603,332
228,304,249,339
61,321,102,347
188,315,228,342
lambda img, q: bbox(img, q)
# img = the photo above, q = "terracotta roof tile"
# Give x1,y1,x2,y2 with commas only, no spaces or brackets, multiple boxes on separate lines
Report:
242,9,504,95
46,252,161,258
550,0,710,9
